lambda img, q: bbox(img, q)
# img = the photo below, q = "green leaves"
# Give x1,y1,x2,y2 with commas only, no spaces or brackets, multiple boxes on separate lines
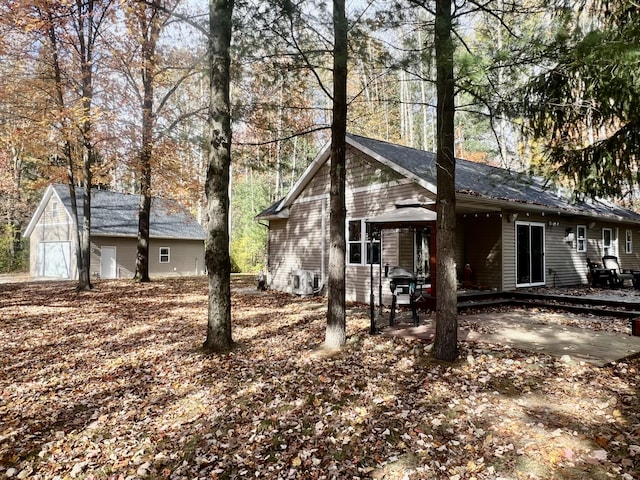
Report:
517,2,640,199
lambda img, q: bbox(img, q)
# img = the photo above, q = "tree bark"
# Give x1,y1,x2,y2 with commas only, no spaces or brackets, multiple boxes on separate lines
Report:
432,0,458,362
45,11,84,286
325,0,348,349
134,5,160,283
76,0,99,291
203,0,234,353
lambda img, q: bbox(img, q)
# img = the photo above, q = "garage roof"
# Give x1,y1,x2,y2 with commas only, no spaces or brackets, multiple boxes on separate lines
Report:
24,184,206,240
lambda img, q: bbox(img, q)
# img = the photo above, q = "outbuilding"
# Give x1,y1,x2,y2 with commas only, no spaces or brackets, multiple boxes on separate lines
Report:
23,184,206,280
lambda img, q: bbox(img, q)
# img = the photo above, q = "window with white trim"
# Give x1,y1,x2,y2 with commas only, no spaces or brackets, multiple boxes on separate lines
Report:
626,229,633,254
347,219,380,265
602,228,613,256
576,225,587,252
51,201,58,219
159,247,170,263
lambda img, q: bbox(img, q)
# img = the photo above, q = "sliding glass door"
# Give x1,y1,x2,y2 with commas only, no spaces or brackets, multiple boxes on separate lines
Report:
516,222,545,287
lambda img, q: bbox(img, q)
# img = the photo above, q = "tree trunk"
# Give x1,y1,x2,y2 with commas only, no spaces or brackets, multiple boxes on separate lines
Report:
325,0,348,349
134,12,158,283
134,175,151,282
432,0,458,362
203,0,234,353
46,12,83,286
76,0,97,291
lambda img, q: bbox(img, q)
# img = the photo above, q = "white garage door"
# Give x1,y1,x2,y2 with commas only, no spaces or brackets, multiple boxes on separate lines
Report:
38,242,71,278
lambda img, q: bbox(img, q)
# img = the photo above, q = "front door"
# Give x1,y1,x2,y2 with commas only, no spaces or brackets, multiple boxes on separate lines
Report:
516,222,545,287
100,246,117,279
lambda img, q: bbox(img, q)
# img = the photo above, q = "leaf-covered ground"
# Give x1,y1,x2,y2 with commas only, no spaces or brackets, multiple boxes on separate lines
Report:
1,277,638,480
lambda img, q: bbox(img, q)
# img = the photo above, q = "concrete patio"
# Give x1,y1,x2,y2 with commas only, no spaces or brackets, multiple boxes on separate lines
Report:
381,286,640,367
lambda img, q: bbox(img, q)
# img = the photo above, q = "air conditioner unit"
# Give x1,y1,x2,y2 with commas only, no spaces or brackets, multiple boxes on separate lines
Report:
291,269,315,295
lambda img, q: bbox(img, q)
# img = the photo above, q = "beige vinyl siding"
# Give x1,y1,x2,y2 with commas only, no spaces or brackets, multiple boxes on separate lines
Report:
268,140,640,299
397,232,414,269
500,214,640,289
300,163,330,199
90,238,135,278
584,222,640,270
29,195,77,278
267,144,435,303
347,149,404,188
501,217,516,290
89,237,204,279
459,214,502,289
267,197,327,293
346,229,398,304
342,150,434,303
345,183,434,303
616,226,640,268
149,239,204,276
544,221,584,287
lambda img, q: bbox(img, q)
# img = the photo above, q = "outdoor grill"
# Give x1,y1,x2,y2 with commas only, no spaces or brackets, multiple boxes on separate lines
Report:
388,267,419,326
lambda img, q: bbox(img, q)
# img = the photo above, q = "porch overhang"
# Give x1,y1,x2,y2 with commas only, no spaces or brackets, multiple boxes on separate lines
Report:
365,203,437,229
365,203,437,334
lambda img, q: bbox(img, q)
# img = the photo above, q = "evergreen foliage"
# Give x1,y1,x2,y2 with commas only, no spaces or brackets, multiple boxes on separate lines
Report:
517,1,640,200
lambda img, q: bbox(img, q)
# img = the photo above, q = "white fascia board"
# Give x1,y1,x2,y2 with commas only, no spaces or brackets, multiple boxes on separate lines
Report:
23,185,62,237
255,207,290,221
346,136,437,194
280,139,331,209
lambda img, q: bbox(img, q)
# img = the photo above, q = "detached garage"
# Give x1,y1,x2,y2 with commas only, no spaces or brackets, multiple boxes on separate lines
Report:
37,241,72,278
23,184,206,280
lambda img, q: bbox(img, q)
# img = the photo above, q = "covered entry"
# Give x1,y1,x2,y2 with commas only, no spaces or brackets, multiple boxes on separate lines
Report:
365,203,437,333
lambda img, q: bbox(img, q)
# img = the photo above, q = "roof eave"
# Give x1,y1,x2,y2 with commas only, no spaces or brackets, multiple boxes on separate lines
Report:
91,232,206,240
255,207,290,221
456,192,640,224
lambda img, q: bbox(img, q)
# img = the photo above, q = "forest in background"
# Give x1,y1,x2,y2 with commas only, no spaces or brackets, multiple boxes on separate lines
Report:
0,0,637,274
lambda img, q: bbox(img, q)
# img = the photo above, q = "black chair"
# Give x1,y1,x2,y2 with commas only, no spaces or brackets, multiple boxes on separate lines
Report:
587,258,613,287
601,255,636,287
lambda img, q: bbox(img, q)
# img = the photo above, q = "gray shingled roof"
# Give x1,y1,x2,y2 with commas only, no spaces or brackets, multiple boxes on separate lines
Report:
53,184,206,240
349,134,640,221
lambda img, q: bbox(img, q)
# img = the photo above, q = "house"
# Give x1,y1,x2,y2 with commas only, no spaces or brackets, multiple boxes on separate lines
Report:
23,184,206,280
256,134,640,304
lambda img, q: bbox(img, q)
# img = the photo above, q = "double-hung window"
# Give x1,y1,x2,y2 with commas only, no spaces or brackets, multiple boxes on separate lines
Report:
626,229,633,254
576,225,587,252
159,247,170,263
602,228,613,256
347,219,380,265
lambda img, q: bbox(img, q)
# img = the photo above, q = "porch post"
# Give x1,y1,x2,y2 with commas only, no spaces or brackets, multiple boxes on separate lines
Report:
430,223,437,299
369,237,376,334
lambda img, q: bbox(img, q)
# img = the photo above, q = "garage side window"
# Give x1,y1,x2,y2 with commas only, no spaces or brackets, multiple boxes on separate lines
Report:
159,247,170,263
576,225,586,252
